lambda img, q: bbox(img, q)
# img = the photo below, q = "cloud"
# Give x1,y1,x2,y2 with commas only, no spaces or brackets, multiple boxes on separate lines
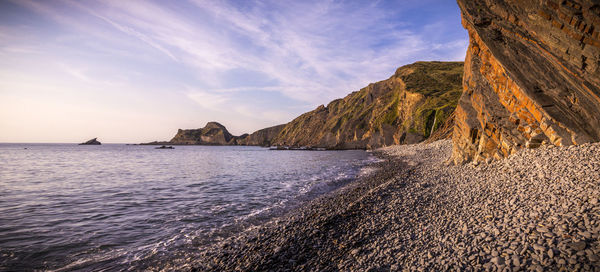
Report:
186,90,230,111
21,0,464,105
59,62,91,82
0,0,468,141
90,13,179,62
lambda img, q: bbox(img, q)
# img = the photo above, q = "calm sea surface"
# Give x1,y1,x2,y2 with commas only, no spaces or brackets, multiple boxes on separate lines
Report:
0,144,374,271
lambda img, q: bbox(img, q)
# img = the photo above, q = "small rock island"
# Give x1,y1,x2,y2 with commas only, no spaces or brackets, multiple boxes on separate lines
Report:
79,138,101,145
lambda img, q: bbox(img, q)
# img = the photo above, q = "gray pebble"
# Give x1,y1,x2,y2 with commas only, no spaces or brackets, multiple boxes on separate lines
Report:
491,256,505,266
569,241,586,251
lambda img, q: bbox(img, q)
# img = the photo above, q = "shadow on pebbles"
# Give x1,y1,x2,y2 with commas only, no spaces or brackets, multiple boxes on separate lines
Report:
190,140,600,271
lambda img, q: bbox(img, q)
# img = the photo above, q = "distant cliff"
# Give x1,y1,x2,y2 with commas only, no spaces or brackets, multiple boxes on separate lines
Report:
168,122,246,145
145,122,284,147
238,124,286,146
146,62,463,149
452,0,600,164
270,61,464,149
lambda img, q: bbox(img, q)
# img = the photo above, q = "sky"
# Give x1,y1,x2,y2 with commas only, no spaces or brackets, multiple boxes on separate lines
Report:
0,0,468,143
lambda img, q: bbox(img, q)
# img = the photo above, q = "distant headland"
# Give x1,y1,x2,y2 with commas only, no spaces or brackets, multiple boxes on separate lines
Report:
143,61,465,150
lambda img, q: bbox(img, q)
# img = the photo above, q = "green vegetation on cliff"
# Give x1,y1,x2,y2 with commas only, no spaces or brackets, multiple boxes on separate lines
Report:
271,61,464,149
145,61,463,149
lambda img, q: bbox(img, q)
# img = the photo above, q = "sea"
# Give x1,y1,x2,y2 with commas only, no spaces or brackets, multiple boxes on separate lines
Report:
0,143,376,271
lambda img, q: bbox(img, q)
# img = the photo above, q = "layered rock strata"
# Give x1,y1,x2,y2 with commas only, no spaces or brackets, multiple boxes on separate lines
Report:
271,61,464,149
452,0,600,164
146,62,463,149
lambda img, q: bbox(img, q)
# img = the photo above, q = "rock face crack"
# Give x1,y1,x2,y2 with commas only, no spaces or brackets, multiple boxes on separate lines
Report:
452,0,600,164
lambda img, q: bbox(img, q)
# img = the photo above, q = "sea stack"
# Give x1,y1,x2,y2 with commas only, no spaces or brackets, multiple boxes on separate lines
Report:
79,138,101,145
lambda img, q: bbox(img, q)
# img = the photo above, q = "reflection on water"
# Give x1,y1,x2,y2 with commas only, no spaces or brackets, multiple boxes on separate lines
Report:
0,144,373,271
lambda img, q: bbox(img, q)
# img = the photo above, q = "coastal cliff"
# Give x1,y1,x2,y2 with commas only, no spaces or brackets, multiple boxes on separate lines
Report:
147,62,463,149
452,0,600,164
148,122,284,147
168,122,246,145
271,61,464,149
238,124,286,146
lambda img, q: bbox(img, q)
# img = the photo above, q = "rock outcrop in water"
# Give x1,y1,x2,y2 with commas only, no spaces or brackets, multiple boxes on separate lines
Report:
452,0,600,164
79,138,101,145
271,61,464,149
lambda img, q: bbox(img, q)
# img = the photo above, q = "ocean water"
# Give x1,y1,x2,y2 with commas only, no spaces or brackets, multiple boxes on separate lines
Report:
0,144,374,271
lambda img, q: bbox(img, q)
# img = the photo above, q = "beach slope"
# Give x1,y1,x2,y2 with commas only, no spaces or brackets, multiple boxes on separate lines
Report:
192,140,600,271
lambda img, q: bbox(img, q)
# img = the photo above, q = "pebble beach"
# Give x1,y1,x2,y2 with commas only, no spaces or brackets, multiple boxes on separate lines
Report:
191,140,600,271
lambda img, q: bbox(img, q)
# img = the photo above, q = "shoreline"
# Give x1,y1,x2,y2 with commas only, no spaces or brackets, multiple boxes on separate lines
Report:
129,148,378,271
183,143,413,271
186,140,600,271
139,142,371,151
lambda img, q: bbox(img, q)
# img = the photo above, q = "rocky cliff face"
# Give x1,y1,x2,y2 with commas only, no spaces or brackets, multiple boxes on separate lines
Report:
167,123,284,146
169,122,246,145
452,0,600,164
271,61,464,149
238,124,286,146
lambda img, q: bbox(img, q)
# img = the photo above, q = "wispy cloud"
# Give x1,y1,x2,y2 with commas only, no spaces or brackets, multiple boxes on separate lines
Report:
59,62,91,82
16,0,464,103
186,90,230,111
91,12,179,62
0,0,467,141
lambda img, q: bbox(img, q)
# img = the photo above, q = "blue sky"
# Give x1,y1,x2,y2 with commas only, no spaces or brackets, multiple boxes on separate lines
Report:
0,0,467,143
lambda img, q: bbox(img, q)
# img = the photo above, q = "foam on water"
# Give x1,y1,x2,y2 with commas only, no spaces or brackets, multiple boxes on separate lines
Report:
0,144,374,271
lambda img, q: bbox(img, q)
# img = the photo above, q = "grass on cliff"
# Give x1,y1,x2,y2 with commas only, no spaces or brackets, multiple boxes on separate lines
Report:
273,61,464,146
398,62,463,137
398,61,464,96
